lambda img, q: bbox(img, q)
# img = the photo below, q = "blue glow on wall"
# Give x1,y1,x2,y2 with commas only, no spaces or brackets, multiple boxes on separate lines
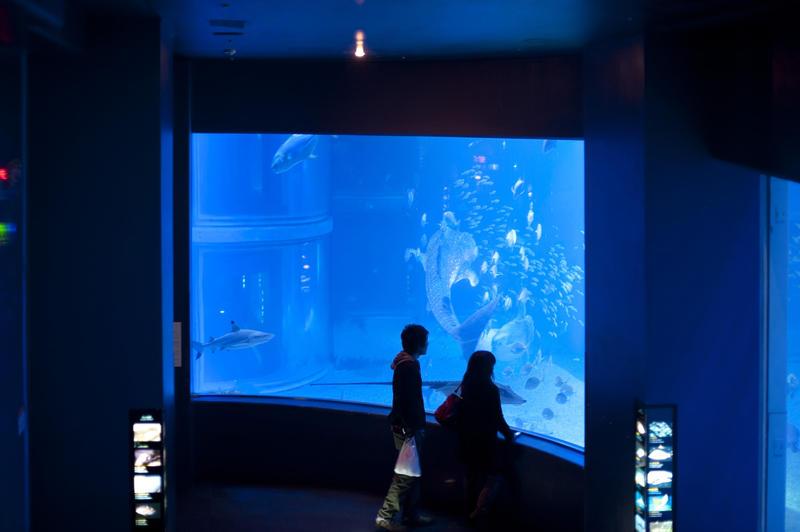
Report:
786,179,800,526
191,133,585,447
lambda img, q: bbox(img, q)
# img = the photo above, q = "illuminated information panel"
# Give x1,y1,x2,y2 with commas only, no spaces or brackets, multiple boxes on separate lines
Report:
635,405,676,532
130,410,165,529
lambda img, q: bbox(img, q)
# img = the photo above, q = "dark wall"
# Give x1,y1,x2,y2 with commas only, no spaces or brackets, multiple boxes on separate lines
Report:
27,16,173,531
192,398,584,531
189,56,583,138
703,7,800,182
173,56,192,495
583,24,764,532
643,27,763,531
583,37,647,532
0,46,26,532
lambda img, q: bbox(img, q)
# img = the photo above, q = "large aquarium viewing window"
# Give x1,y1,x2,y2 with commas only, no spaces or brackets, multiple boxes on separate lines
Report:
190,133,585,447
767,177,800,530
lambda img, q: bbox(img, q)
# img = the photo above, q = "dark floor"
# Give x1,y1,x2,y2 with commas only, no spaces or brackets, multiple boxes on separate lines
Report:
177,483,475,532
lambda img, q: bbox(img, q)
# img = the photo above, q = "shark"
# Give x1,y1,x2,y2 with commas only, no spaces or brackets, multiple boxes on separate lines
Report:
310,380,526,405
271,134,318,173
406,219,500,359
191,321,275,359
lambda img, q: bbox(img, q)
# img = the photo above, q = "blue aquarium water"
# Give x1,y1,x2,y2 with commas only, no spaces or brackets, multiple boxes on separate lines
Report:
191,133,585,447
784,179,800,528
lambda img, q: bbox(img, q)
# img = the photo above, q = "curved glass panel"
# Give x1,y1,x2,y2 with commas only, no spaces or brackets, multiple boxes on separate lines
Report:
192,133,330,223
191,133,585,447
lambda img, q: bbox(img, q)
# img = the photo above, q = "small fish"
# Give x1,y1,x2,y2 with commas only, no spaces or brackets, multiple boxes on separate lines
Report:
542,139,556,153
506,229,517,248
489,264,500,278
521,362,533,375
503,366,514,378
527,208,534,228
555,392,567,404
481,291,490,304
555,376,565,387
509,342,527,354
491,251,500,264
535,223,542,241
443,211,459,228
788,423,799,453
789,373,798,398
518,287,532,304
525,376,541,390
511,178,525,198
560,383,574,396
542,408,554,420
407,188,415,207
421,213,428,227
480,261,488,274
503,296,512,310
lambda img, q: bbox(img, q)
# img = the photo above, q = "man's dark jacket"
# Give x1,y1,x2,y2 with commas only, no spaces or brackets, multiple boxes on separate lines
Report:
388,351,426,433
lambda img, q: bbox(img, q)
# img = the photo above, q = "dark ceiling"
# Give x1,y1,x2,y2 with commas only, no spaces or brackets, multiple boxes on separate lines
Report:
73,0,781,60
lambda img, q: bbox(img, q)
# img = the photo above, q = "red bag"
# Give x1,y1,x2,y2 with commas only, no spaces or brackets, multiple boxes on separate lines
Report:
434,384,462,429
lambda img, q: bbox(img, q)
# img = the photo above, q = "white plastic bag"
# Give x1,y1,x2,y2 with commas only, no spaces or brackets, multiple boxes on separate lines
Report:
394,436,421,477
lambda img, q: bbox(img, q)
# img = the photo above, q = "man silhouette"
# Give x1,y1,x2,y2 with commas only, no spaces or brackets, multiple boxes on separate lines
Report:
375,324,434,531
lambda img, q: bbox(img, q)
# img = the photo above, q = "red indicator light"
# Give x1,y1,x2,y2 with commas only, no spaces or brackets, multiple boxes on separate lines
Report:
0,169,7,181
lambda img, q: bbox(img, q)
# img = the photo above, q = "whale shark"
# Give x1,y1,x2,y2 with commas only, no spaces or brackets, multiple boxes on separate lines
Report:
191,321,275,359
406,220,499,359
271,134,318,174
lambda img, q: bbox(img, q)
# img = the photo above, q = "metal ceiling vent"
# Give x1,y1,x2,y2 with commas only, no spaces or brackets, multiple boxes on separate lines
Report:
209,19,246,29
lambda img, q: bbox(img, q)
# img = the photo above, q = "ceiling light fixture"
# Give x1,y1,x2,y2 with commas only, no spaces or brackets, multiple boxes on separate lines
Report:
354,30,365,58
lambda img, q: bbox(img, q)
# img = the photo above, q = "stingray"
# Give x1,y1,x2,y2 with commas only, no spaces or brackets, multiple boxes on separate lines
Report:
311,380,526,405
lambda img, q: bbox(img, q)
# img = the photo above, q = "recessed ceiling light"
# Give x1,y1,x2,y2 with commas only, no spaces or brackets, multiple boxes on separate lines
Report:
354,30,365,58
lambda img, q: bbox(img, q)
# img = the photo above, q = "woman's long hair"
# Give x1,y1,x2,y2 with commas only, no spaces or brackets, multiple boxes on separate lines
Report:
460,350,496,397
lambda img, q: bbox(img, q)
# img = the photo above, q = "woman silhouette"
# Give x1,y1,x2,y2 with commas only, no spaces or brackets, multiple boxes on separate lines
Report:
456,350,517,525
